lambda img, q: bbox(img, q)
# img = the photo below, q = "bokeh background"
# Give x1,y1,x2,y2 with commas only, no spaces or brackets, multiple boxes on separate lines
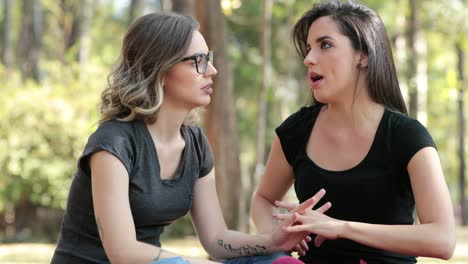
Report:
0,0,466,263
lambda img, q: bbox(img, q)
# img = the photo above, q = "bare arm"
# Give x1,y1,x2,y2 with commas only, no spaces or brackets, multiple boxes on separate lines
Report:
90,151,219,264
251,136,295,233
341,147,455,259
281,147,456,259
189,167,308,261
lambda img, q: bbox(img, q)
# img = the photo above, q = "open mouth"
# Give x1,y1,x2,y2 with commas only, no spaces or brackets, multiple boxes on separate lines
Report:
309,72,323,82
309,72,324,86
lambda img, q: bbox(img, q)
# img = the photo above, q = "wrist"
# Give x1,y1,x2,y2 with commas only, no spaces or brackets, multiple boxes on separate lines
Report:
264,233,280,253
339,220,351,239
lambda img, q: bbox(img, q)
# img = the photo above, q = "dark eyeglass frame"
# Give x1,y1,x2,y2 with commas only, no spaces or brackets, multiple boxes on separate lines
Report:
180,51,213,74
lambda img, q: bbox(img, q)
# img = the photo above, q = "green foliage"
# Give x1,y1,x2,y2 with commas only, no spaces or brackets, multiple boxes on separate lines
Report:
0,62,104,211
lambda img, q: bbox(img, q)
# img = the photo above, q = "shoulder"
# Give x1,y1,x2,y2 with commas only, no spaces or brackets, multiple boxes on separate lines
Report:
385,109,436,167
78,120,143,176
183,125,208,145
277,105,318,132
385,109,432,140
183,125,214,177
89,120,141,145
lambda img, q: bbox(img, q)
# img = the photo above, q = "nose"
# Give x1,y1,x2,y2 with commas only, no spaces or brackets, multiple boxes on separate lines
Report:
204,62,217,77
303,49,318,66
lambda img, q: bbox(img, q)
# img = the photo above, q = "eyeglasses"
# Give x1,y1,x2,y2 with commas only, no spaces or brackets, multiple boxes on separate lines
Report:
180,51,213,74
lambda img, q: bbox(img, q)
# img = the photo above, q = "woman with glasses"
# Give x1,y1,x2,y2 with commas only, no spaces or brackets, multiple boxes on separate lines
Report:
251,1,455,264
50,12,310,264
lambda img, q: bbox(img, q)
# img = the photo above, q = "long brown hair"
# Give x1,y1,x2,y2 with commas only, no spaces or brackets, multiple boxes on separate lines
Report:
100,12,200,124
292,0,408,114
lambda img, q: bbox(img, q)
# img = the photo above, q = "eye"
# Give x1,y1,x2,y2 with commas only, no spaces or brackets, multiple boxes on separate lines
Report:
195,54,204,64
320,41,332,49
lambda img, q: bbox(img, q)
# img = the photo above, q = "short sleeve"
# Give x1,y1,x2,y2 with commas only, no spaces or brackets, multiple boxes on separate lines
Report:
275,106,317,167
78,121,135,176
191,126,214,178
393,116,436,169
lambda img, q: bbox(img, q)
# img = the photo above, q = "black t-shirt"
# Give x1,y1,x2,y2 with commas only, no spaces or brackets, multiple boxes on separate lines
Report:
276,105,436,264
51,120,214,263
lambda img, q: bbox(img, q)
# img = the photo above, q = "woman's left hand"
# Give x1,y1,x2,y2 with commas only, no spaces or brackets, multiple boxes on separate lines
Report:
270,189,332,251
274,196,344,247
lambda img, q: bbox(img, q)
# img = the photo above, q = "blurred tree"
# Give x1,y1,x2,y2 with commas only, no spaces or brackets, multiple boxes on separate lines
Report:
1,0,13,72
17,0,42,82
456,40,466,224
128,0,145,26
172,0,193,16
64,0,94,80
196,0,243,230
253,0,272,190
422,0,467,224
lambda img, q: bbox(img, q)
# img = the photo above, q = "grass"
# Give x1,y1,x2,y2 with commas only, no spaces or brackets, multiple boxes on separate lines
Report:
1,227,468,263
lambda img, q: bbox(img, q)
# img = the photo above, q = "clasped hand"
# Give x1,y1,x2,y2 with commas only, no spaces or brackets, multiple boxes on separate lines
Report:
272,189,344,255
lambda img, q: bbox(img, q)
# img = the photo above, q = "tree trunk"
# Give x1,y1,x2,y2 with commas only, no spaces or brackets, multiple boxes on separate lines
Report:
160,0,172,12
246,0,273,233
1,0,13,72
129,0,145,26
195,0,243,230
17,0,42,82
66,1,80,54
406,0,417,118
393,0,408,106
64,0,92,74
456,41,466,225
78,0,93,80
172,0,194,16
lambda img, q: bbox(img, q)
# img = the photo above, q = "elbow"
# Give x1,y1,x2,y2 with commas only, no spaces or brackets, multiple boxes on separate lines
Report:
105,244,137,264
438,237,456,260
107,251,132,264
431,232,456,260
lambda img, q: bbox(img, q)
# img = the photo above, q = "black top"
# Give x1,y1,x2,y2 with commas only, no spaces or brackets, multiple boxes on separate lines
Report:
51,120,214,264
276,105,436,264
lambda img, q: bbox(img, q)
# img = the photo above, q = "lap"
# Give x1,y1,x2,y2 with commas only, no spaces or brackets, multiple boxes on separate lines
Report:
222,252,289,264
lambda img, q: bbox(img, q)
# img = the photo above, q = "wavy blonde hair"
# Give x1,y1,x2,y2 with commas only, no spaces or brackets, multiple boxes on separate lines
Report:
100,12,200,124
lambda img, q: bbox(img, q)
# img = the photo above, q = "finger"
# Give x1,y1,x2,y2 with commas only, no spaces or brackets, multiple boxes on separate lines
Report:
274,200,297,211
299,239,309,251
314,235,327,247
282,222,309,232
315,202,332,214
272,213,291,220
280,211,300,228
295,244,306,256
295,189,326,214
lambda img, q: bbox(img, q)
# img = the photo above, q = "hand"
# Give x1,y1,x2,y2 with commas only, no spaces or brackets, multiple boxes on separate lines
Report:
270,189,331,253
275,190,343,247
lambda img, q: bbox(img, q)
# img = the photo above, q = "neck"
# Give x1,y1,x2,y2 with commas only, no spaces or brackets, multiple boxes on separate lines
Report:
146,103,191,143
323,81,384,128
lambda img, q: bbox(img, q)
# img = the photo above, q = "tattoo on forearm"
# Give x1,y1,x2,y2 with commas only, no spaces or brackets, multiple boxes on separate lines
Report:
217,240,267,256
96,217,104,240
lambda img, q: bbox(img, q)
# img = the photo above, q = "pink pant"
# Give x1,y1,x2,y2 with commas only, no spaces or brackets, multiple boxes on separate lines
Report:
272,256,304,264
272,256,367,264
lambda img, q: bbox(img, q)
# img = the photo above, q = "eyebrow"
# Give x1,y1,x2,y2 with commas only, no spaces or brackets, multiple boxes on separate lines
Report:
188,51,209,57
315,35,335,43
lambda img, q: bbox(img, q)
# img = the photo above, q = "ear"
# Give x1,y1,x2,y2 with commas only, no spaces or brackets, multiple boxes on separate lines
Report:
357,52,368,69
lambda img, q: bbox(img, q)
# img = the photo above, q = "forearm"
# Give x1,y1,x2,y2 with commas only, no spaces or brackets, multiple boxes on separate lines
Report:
341,221,455,259
204,230,278,261
251,195,278,233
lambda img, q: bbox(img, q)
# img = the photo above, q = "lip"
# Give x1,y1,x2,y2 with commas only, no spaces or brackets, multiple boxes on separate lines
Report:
201,82,213,94
308,71,324,89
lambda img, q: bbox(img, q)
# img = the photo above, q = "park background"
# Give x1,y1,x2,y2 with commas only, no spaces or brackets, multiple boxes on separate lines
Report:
0,0,466,263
